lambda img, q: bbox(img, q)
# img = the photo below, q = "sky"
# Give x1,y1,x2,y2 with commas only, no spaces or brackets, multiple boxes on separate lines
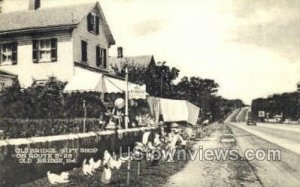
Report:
3,0,300,104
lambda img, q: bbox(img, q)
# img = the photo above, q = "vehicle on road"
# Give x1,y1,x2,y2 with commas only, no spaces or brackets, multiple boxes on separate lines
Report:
246,119,256,126
219,134,237,145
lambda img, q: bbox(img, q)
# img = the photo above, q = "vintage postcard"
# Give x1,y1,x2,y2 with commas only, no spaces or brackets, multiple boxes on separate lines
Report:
0,0,299,186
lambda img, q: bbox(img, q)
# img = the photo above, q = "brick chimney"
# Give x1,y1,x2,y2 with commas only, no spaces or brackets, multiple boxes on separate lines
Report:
117,47,123,58
29,0,41,10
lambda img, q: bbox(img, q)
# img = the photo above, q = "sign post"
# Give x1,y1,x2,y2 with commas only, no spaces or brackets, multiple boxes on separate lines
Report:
258,111,265,117
128,85,147,99
258,110,265,122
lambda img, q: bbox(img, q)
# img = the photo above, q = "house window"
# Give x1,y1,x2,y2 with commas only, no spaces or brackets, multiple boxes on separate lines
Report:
33,39,57,63
96,46,107,69
35,0,41,10
81,40,87,62
102,48,107,68
39,40,51,61
87,12,99,34
96,46,101,67
0,43,17,65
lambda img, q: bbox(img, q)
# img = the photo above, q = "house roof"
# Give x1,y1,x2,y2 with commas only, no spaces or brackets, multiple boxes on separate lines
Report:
109,55,155,70
0,2,115,45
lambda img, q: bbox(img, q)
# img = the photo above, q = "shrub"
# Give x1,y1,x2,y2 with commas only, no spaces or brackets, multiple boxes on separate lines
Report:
0,118,102,139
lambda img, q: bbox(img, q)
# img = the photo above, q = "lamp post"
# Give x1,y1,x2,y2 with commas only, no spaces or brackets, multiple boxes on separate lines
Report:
125,67,129,129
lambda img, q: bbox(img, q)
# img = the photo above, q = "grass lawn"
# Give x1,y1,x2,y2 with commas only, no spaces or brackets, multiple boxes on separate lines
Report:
21,150,191,187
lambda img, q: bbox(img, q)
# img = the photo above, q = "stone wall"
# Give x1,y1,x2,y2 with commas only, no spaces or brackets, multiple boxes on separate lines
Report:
0,127,156,186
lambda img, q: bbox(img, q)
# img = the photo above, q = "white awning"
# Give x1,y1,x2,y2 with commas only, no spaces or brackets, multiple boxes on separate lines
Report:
102,76,146,96
64,67,145,95
64,67,103,93
102,76,127,93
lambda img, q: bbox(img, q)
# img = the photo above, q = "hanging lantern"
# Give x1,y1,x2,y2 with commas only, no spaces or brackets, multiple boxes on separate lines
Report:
114,98,125,109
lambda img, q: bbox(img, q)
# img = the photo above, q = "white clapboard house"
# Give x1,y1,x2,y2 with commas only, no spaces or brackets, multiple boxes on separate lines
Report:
0,0,140,94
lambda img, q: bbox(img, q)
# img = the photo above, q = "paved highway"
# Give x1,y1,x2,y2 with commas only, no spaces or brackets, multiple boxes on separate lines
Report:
228,108,300,186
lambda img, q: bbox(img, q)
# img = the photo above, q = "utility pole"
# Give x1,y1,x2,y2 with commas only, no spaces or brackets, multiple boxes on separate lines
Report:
159,63,165,97
83,99,87,133
125,67,129,129
160,70,163,97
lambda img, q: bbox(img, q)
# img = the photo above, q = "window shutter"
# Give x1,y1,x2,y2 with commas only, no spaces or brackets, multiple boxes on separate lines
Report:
11,43,18,65
51,38,57,62
0,45,2,64
102,48,107,69
87,13,93,32
81,41,87,62
32,40,38,63
100,47,103,67
96,46,101,67
96,16,100,35
35,0,41,10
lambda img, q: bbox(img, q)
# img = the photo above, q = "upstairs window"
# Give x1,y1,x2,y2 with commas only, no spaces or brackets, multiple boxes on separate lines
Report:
35,0,41,10
0,43,17,65
81,40,88,62
87,12,99,35
96,46,106,68
102,48,107,68
29,0,41,10
33,39,57,63
96,46,101,67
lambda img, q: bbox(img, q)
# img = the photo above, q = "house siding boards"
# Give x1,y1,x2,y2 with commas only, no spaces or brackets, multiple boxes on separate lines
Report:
1,0,31,13
0,31,73,87
72,7,110,71
0,2,115,87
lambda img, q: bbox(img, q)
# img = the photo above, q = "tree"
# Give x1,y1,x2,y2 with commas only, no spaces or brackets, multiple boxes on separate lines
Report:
115,61,244,122
175,76,219,115
115,61,180,98
0,80,26,118
251,92,300,121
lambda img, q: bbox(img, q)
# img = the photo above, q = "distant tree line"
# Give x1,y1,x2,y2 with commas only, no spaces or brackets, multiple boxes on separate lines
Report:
251,92,300,121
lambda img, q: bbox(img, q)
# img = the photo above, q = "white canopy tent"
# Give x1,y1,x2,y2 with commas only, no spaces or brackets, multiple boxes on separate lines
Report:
63,67,147,130
147,97,200,126
64,67,103,93
64,67,144,94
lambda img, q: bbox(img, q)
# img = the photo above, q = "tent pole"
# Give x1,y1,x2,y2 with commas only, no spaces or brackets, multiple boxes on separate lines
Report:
125,67,129,129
